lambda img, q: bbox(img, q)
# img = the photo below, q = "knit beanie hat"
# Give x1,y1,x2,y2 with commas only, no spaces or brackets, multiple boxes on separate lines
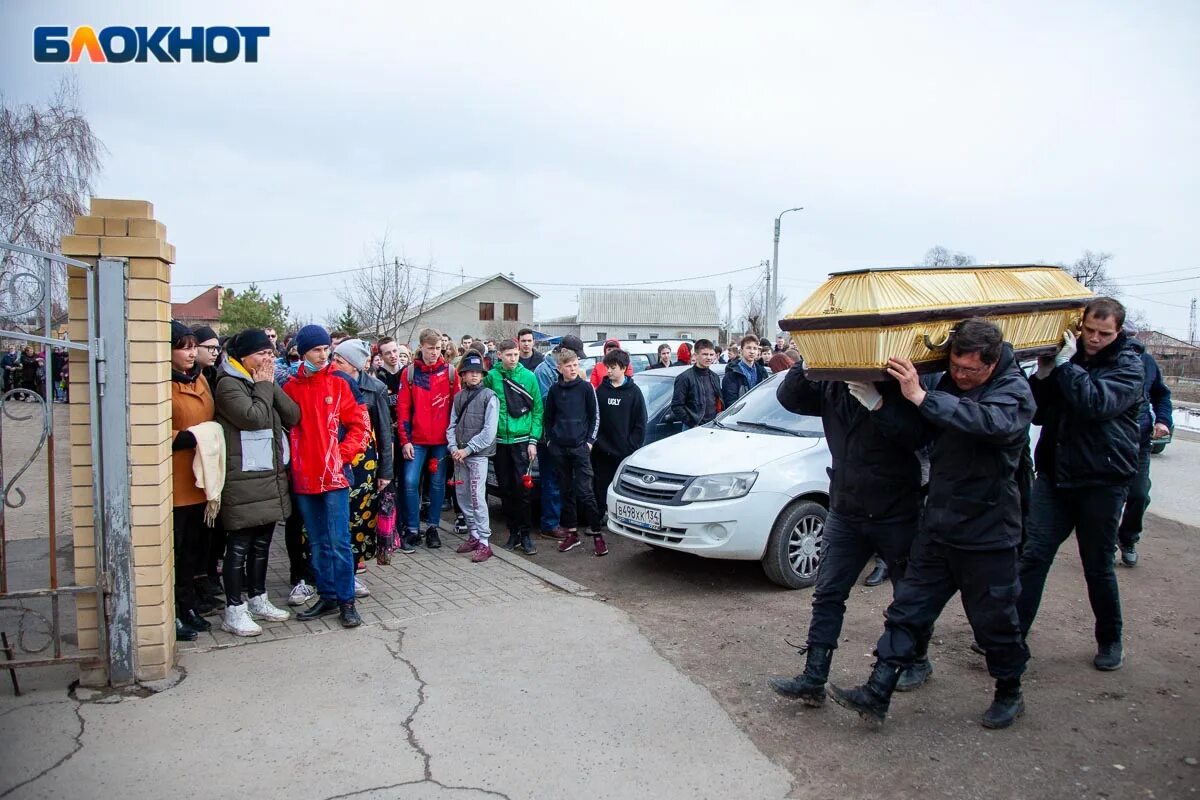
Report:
227,328,273,359
295,324,332,358
333,338,371,371
191,325,219,344
170,320,193,349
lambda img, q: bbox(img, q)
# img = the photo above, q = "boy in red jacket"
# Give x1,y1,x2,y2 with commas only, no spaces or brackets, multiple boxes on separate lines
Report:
283,325,370,628
398,328,460,549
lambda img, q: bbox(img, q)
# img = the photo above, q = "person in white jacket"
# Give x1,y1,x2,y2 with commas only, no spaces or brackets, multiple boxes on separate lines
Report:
446,353,500,562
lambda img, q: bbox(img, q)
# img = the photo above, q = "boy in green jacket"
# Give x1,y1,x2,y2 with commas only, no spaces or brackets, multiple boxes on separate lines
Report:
484,338,544,554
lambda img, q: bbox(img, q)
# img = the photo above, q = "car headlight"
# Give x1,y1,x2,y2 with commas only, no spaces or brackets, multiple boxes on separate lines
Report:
681,472,758,502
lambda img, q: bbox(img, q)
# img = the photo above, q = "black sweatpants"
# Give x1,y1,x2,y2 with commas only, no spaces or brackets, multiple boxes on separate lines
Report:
591,450,622,518
493,443,533,535
173,503,206,616
876,538,1028,681
554,442,600,532
284,499,314,586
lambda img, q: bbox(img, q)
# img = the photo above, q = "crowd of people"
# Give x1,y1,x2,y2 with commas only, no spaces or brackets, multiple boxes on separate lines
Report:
768,298,1174,731
2,343,70,402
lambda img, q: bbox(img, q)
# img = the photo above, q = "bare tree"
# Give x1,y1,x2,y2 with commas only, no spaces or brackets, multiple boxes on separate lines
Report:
921,246,975,267
335,233,433,342
482,320,521,343
740,272,786,339
0,77,105,316
1064,250,1120,297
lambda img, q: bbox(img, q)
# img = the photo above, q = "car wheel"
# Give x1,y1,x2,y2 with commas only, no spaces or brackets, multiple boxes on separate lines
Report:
1150,441,1167,455
762,499,826,589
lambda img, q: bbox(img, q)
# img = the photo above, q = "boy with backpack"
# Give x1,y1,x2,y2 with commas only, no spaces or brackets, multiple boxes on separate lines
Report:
592,348,648,527
543,347,605,556
484,338,543,555
446,352,500,562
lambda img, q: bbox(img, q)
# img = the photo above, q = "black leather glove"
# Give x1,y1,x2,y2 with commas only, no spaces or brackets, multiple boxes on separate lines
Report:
172,430,197,451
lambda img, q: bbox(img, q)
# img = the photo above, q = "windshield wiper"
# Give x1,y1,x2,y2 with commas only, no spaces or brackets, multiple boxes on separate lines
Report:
731,420,802,437
709,419,731,429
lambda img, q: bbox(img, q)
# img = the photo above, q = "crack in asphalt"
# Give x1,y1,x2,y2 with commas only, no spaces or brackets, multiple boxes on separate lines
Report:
323,778,512,799
0,693,85,799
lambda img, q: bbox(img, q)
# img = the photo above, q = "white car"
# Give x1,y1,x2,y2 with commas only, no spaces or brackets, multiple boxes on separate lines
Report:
606,371,831,589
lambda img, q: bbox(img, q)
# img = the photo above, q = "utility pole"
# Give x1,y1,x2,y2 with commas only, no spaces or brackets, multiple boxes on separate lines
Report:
1190,296,1197,345
771,207,803,337
727,283,733,343
762,259,772,338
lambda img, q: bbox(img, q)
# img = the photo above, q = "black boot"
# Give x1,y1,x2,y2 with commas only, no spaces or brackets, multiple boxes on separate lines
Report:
182,608,212,633
863,558,888,587
175,617,198,642
830,661,903,725
425,526,442,549
403,528,422,549
520,531,538,555
982,678,1024,729
896,659,933,692
297,597,340,621
768,645,832,707
339,602,362,628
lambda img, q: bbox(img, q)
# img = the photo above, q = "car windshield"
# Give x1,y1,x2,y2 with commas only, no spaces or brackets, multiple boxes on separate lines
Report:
715,373,824,437
634,373,677,418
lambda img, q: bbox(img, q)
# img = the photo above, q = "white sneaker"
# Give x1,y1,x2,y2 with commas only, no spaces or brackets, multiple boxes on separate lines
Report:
288,580,315,606
247,593,291,622
221,603,262,637
354,577,370,598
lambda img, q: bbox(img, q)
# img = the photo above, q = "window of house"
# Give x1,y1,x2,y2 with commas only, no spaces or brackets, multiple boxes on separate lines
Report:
648,333,659,339
479,302,494,321
503,302,519,321
628,332,638,340
596,331,607,340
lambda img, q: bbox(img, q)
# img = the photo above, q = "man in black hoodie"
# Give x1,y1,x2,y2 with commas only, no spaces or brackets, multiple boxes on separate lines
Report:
830,319,1035,730
671,338,721,429
1017,298,1144,672
543,348,604,555
592,349,648,522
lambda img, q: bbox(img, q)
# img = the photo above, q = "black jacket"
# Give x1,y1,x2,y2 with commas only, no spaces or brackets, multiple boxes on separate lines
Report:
544,377,599,449
1126,339,1173,445
595,377,648,459
918,344,1035,550
671,365,722,428
1030,332,1143,489
777,366,925,522
721,360,770,410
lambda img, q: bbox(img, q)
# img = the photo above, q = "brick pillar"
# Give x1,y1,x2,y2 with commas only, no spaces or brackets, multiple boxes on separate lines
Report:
62,198,178,683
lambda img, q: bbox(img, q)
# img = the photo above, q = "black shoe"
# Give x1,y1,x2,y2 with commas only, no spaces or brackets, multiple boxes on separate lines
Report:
863,559,888,587
503,532,522,551
829,661,903,726
1094,641,1124,671
425,527,442,549
768,645,831,707
520,532,538,555
1119,545,1138,567
339,602,362,628
297,597,341,621
183,609,212,633
175,618,199,642
896,659,933,692
398,536,417,554
982,680,1025,729
403,528,422,548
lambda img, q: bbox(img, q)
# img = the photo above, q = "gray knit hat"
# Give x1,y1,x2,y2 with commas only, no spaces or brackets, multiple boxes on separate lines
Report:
333,338,371,371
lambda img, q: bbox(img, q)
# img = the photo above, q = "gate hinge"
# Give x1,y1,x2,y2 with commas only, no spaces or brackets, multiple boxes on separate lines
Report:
94,337,107,394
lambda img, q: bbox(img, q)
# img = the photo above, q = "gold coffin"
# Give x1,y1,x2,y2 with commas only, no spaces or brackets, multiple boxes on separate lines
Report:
779,265,1093,381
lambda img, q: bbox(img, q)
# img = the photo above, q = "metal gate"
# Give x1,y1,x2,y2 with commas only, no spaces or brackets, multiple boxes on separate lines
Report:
0,240,114,684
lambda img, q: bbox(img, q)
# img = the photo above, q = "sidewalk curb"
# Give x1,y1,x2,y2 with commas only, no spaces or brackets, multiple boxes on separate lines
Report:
438,522,596,598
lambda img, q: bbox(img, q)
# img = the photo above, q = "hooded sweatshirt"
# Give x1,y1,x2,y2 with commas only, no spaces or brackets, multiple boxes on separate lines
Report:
588,338,634,388
675,342,692,366
544,375,599,449
595,376,648,459
397,356,460,446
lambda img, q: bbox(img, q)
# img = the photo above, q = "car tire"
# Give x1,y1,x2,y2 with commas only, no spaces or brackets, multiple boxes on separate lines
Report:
762,500,826,589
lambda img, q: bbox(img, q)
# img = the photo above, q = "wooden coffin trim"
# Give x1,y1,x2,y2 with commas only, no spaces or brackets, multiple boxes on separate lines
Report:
801,344,1062,382
779,297,1087,333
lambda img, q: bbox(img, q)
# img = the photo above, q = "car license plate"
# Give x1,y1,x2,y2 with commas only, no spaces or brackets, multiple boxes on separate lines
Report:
615,500,662,531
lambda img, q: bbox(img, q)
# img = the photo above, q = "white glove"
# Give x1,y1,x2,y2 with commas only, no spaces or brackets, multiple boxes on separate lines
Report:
846,381,883,412
1054,331,1077,368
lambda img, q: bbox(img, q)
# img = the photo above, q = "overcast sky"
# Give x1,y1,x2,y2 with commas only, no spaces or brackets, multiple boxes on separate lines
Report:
3,1,1198,338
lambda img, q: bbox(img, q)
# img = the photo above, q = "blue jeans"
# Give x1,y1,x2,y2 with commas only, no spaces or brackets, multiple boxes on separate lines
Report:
538,441,562,530
404,443,448,531
295,489,355,604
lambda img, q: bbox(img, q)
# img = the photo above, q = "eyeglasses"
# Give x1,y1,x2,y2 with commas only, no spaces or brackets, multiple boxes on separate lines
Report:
948,362,988,376
203,345,223,355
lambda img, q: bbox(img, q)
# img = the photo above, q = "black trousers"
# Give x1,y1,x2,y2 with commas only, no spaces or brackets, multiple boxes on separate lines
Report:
493,443,532,535
553,442,600,531
1117,444,1152,548
173,503,206,616
224,522,276,607
877,538,1028,681
284,499,314,586
204,517,226,579
1017,477,1126,646
591,450,622,519
806,511,921,650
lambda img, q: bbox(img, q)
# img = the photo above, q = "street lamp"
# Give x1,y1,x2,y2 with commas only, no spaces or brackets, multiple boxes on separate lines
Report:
771,207,803,337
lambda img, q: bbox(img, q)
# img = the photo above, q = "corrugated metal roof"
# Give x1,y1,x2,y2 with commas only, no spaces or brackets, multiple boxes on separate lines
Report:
578,288,720,325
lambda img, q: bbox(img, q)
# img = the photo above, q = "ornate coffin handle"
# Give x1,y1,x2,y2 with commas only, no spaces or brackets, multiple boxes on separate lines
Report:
922,331,953,352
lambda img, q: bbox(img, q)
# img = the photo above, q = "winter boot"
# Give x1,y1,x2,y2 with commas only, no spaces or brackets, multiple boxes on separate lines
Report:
830,661,903,726
981,678,1025,729
768,644,832,707
896,659,933,692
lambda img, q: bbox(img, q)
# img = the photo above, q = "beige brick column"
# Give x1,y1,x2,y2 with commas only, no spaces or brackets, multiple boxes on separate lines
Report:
62,198,178,683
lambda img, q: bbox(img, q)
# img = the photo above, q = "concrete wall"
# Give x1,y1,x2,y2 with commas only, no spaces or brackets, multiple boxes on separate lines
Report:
399,280,536,345
62,198,177,684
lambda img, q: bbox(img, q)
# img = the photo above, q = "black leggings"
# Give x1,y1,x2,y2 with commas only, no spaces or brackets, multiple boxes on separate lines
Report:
223,523,276,607
173,503,206,616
